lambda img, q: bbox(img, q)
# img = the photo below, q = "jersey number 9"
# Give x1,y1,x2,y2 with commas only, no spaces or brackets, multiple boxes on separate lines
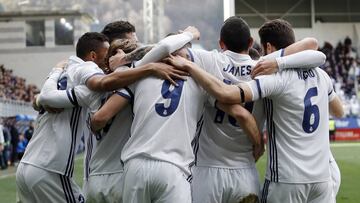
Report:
155,80,185,117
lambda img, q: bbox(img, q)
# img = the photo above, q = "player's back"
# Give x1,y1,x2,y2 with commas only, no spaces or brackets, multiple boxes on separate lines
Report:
121,75,206,176
22,56,102,177
87,90,133,176
255,67,332,183
191,49,257,168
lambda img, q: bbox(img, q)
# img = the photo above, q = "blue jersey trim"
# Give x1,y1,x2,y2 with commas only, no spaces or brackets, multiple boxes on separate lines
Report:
116,91,132,101
84,72,105,85
255,79,262,99
328,89,333,96
187,48,195,62
280,48,285,57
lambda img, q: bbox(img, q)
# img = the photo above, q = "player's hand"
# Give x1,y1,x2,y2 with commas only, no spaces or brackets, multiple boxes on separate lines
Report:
251,58,278,78
151,62,188,86
32,94,42,112
163,55,192,72
43,105,64,114
54,59,68,70
253,144,264,162
109,49,129,71
184,26,200,40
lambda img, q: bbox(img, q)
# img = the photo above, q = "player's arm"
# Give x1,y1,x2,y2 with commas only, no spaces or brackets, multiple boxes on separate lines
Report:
329,96,344,118
37,66,101,110
251,38,324,77
166,55,251,104
91,92,130,131
88,27,200,91
252,50,326,77
216,102,263,161
87,62,188,91
36,67,75,109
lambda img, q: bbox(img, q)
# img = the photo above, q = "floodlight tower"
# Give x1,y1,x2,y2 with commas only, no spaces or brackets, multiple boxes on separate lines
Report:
143,0,165,44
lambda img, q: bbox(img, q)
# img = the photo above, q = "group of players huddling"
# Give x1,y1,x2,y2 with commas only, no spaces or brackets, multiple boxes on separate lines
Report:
15,16,343,203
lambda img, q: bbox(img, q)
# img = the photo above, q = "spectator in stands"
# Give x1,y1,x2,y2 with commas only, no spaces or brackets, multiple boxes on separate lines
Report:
7,118,19,165
319,36,360,117
0,122,5,169
24,122,34,141
0,64,39,102
2,120,11,168
16,134,28,161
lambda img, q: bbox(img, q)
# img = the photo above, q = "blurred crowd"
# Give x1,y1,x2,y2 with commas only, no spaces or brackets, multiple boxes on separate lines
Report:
319,37,360,116
0,65,39,102
0,118,33,170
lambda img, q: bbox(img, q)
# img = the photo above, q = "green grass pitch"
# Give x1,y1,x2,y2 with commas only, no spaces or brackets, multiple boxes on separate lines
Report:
0,143,359,203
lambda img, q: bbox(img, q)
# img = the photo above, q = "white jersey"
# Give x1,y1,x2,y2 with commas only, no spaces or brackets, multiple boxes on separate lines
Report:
121,49,224,175
21,56,103,177
121,75,206,176
190,49,259,168
87,89,133,176
248,67,335,183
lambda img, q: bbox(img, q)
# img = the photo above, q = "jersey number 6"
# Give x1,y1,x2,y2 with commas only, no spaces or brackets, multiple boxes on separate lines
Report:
302,87,320,133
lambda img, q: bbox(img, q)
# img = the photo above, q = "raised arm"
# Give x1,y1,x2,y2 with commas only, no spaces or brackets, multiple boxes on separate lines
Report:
251,37,324,77
86,27,200,91
135,26,199,66
37,67,75,109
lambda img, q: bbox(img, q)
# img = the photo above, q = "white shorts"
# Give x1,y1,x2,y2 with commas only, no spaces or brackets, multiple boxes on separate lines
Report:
16,162,84,203
84,172,123,203
329,155,341,202
261,179,332,203
122,158,191,203
191,166,261,203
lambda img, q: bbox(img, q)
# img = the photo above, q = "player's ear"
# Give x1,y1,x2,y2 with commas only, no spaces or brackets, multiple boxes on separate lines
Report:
89,51,97,61
266,42,272,54
248,37,254,50
219,39,226,50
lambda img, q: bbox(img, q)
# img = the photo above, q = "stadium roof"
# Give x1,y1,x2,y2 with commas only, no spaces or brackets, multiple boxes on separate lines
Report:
0,10,94,23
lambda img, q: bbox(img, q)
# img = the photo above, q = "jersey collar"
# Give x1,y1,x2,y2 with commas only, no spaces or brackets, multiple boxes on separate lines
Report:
68,55,85,65
223,50,252,61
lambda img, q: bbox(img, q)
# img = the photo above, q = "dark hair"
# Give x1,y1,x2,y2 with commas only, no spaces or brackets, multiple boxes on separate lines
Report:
76,32,109,60
258,19,295,50
220,16,251,53
101,21,136,43
249,48,260,60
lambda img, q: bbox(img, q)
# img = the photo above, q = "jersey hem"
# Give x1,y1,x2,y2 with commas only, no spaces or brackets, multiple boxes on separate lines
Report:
264,177,330,184
195,163,255,169
20,161,66,176
89,170,124,176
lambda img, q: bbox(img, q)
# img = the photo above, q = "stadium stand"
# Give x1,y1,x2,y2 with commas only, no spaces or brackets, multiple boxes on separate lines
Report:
319,37,360,117
0,64,39,102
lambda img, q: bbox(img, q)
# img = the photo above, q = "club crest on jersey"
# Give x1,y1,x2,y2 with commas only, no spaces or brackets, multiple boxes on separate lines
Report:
223,64,251,76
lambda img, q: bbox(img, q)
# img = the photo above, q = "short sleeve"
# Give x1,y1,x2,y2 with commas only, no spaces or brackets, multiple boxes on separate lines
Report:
187,48,223,79
320,69,336,102
75,62,104,85
247,73,286,101
115,87,134,101
260,49,284,60
252,100,266,132
72,85,103,112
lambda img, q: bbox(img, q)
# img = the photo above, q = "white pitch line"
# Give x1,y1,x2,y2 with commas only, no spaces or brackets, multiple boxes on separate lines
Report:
330,142,360,148
0,156,84,180
0,172,16,180
1,143,359,179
